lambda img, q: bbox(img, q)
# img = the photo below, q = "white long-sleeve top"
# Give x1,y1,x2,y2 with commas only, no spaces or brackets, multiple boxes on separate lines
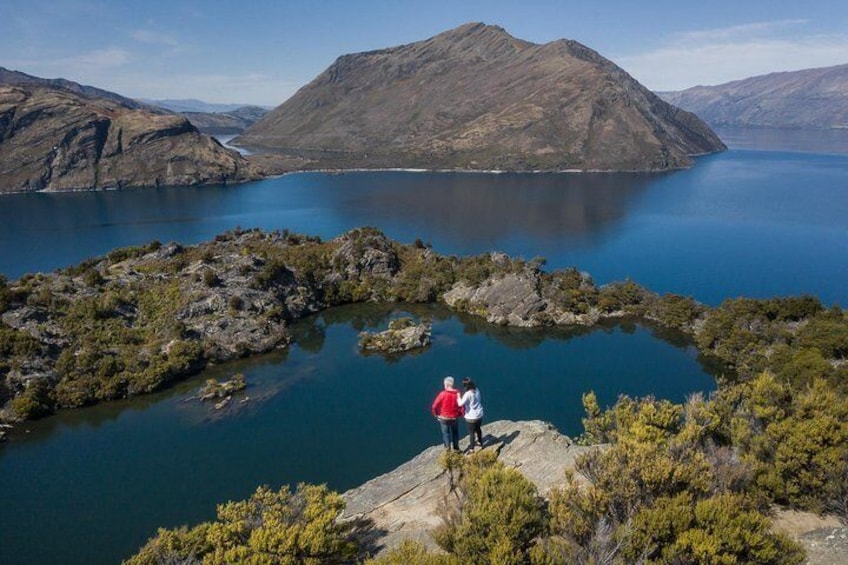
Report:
458,389,484,420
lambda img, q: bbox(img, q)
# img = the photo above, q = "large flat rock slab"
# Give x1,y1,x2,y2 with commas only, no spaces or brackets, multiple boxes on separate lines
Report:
773,510,848,565
341,419,596,555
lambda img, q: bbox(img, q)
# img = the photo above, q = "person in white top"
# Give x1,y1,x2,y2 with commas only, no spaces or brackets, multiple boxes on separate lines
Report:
457,377,484,451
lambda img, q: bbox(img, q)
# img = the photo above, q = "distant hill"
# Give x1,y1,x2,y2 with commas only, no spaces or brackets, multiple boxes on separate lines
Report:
0,70,260,193
659,64,848,129
181,106,270,134
142,98,270,114
237,22,725,172
0,66,161,112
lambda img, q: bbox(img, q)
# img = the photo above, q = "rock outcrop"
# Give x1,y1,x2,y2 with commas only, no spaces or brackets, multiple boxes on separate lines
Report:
0,69,261,193
237,22,725,172
359,317,432,354
659,63,848,129
341,420,595,555
772,510,848,565
443,254,605,327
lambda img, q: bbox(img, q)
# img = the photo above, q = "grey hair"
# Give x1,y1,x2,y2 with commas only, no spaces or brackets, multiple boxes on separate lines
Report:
444,376,454,387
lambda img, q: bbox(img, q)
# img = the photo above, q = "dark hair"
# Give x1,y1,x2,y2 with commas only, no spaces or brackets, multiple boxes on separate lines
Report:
462,378,476,391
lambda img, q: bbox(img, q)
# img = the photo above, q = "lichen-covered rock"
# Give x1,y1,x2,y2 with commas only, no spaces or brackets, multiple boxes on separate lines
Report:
772,509,848,565
330,228,401,280
444,274,546,326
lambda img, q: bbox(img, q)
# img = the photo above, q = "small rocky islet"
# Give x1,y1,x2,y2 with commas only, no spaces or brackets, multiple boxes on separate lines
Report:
358,316,432,354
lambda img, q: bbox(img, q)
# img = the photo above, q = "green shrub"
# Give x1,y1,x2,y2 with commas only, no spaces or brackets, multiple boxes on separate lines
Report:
433,453,545,565
126,484,358,564
0,274,9,313
542,268,598,314
719,373,848,515
82,268,105,287
797,309,848,359
11,378,55,419
625,492,804,564
366,540,459,565
202,268,219,287
0,323,42,359
597,279,650,314
650,293,705,329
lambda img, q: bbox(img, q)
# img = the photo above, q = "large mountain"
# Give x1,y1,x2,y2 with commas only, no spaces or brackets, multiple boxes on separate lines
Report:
237,23,725,171
0,69,260,193
659,64,848,129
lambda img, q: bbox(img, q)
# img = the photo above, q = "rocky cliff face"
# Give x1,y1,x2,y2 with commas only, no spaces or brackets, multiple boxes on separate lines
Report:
659,63,848,129
0,72,261,193
238,22,725,171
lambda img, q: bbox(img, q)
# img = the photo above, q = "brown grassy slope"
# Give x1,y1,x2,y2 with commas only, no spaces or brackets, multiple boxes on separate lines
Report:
238,22,725,171
0,82,260,193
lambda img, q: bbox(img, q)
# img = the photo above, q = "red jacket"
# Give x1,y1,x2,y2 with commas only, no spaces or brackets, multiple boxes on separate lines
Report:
432,389,464,419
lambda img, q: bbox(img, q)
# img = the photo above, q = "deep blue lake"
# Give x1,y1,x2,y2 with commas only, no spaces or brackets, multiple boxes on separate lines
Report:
2,128,847,306
0,128,846,564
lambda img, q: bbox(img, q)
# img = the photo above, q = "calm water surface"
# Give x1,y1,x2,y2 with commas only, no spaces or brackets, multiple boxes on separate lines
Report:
0,304,719,564
0,129,846,563
1,130,847,305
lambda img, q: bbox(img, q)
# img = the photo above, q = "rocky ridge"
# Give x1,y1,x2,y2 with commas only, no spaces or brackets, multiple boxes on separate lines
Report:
659,63,848,129
2,228,844,436
237,22,725,172
0,229,637,428
0,70,261,193
0,66,161,112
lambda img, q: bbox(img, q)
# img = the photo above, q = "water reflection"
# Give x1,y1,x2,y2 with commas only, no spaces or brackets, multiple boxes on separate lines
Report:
317,171,657,248
0,171,656,278
714,126,848,155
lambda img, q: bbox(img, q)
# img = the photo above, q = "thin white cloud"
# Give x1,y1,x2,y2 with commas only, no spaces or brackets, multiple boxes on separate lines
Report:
616,21,848,91
67,47,131,69
131,29,179,46
6,47,131,80
671,19,809,42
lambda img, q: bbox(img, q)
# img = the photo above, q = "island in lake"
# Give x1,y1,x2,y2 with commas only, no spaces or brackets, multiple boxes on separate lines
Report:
236,22,725,172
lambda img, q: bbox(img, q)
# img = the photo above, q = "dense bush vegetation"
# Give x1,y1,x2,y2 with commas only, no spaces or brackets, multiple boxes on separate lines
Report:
366,420,807,564
431,450,546,564
126,484,358,564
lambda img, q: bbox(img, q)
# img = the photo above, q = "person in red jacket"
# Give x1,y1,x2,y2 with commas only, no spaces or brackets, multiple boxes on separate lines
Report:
432,376,463,450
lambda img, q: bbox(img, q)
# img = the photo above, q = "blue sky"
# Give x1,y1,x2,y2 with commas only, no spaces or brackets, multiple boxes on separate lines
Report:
2,0,846,106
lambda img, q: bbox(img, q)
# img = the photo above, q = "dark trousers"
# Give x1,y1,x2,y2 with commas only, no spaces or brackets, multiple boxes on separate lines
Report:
438,418,460,450
465,418,483,448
